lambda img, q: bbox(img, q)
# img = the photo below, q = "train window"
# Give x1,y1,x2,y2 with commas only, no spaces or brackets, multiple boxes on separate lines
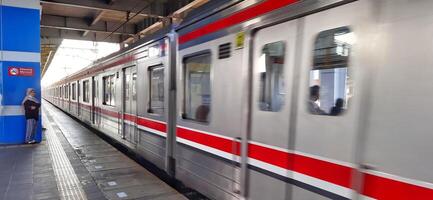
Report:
183,52,211,123
83,80,90,102
259,41,286,112
72,83,76,100
148,65,164,115
308,27,354,116
103,74,116,106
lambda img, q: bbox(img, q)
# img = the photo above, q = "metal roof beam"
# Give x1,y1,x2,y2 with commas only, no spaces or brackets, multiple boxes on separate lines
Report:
41,27,123,43
107,0,116,5
91,11,105,26
83,11,105,37
41,0,165,18
41,14,136,36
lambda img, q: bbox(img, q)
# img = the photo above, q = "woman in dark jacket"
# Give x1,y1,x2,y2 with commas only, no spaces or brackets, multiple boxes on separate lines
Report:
22,88,40,144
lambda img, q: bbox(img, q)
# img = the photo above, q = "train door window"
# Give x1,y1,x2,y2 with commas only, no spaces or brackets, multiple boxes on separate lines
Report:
78,82,81,100
83,80,90,102
110,75,116,106
125,73,130,101
132,73,137,101
148,65,164,114
308,27,354,116
64,85,68,99
258,41,286,111
183,52,211,123
95,79,99,103
103,74,116,106
72,83,76,100
103,76,109,105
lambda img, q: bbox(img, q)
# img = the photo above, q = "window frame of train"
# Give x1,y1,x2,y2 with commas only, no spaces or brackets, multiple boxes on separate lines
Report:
308,26,354,116
182,51,212,123
103,74,116,106
258,40,286,112
72,83,77,100
148,64,165,115
83,80,90,103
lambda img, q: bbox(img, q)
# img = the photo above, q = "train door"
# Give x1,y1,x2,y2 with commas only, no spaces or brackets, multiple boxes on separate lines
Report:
60,86,63,108
122,66,138,144
92,76,96,125
246,19,299,200
77,80,81,116
283,2,367,199
67,84,71,112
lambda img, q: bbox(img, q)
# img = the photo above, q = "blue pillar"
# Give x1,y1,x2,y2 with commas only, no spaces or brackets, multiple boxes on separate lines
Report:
0,0,41,144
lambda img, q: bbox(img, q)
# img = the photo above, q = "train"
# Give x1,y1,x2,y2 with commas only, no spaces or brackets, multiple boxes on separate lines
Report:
43,0,433,199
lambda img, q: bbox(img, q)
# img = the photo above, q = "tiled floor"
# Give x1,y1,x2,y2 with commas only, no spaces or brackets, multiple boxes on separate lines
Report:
0,138,60,200
0,101,187,200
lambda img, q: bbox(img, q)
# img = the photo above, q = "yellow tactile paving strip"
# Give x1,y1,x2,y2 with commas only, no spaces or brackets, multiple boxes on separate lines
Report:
44,114,88,200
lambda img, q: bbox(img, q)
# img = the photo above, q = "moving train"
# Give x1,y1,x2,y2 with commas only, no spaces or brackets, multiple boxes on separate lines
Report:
44,0,433,199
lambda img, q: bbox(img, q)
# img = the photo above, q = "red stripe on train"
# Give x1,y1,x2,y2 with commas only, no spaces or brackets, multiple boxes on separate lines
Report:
248,143,353,188
92,107,433,199
99,108,120,118
177,127,241,155
179,0,299,44
137,117,166,133
362,173,433,199
123,113,137,122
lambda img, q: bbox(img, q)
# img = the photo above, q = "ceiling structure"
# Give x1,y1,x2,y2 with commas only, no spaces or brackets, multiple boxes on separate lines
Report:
40,0,209,77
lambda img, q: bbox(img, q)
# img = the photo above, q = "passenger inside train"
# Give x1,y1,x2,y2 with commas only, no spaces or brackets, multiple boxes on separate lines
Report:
329,98,345,116
308,85,326,115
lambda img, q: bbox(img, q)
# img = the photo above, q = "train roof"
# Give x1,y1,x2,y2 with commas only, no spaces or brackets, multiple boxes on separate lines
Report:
175,0,242,31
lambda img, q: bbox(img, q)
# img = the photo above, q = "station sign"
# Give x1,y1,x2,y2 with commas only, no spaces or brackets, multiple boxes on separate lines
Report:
8,67,34,77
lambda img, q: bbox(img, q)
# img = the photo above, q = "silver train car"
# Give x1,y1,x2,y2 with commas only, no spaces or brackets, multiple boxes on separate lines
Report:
44,0,433,199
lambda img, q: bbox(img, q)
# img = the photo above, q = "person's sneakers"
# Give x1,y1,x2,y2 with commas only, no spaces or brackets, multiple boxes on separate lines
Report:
28,140,36,144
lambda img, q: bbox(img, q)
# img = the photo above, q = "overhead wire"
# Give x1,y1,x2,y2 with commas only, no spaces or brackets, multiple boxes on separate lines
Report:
103,0,157,42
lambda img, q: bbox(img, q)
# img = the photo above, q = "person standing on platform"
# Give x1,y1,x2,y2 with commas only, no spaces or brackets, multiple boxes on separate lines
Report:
22,88,40,144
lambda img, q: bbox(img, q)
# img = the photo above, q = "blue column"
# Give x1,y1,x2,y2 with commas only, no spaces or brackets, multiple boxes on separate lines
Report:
0,0,41,144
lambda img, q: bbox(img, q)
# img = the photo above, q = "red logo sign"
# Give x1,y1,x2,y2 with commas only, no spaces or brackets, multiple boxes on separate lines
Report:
8,67,34,77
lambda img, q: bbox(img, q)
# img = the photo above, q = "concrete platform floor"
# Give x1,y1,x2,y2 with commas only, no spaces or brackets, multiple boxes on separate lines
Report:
0,102,187,200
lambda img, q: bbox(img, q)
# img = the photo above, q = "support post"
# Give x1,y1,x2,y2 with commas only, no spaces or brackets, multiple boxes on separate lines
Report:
0,0,41,144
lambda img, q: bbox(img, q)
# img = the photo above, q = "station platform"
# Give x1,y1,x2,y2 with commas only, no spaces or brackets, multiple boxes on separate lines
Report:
0,101,187,200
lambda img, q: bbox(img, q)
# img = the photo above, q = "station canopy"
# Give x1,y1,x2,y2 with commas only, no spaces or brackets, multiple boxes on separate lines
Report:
40,0,210,81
